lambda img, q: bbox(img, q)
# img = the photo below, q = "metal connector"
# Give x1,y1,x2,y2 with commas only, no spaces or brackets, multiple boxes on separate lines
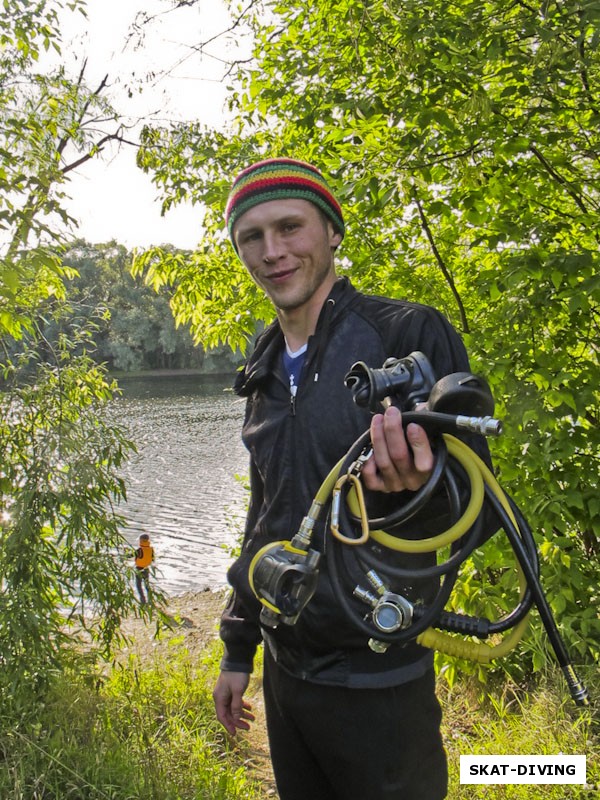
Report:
455,415,503,437
293,500,323,548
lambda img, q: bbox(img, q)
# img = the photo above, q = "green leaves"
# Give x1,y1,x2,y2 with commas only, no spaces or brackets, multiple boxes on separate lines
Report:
0,341,138,702
0,1,150,706
135,0,599,674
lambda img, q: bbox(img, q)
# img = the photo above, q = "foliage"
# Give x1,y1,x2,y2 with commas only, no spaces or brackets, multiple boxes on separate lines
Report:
2,239,246,374
0,621,596,799
62,240,226,372
0,338,137,702
0,1,149,706
134,0,600,678
0,642,266,800
0,0,126,333
441,671,599,798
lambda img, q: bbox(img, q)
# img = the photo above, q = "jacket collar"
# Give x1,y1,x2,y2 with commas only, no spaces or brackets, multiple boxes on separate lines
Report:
234,277,359,397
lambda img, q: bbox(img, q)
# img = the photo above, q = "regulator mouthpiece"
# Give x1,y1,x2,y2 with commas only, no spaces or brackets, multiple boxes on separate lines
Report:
345,351,436,413
345,352,498,425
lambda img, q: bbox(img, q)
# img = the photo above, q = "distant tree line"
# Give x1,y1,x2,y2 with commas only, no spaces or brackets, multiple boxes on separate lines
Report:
62,240,244,374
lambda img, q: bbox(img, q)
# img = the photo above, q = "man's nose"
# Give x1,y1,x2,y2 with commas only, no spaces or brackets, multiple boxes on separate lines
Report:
262,231,283,263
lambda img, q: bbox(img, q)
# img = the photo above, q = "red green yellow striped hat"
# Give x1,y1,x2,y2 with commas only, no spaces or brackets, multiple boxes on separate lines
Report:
225,157,345,247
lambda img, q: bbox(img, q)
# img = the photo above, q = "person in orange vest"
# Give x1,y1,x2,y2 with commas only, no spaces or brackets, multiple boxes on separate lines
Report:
133,533,154,604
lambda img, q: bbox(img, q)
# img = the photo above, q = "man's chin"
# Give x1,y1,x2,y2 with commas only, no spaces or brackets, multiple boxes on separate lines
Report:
269,289,307,313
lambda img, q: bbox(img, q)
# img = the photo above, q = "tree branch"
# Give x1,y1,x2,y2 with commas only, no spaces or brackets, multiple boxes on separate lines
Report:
528,144,589,214
412,190,470,334
134,0,262,86
60,131,138,175
56,69,110,158
576,17,600,115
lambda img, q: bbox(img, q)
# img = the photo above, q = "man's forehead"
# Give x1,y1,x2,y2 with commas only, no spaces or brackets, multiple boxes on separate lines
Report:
235,197,317,230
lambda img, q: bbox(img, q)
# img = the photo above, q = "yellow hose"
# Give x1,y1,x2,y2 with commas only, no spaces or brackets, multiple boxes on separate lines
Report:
331,434,531,662
366,437,485,553
250,432,531,663
417,616,529,663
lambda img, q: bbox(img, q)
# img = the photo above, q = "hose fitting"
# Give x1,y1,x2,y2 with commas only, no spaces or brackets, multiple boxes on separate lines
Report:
455,415,503,437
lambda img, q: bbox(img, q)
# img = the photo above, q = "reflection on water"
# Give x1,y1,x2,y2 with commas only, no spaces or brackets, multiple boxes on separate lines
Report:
109,373,248,596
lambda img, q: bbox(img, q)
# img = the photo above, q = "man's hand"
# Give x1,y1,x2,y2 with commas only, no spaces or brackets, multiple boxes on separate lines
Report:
213,670,255,736
361,405,433,493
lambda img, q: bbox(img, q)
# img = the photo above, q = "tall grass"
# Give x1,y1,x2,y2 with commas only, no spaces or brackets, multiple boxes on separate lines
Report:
0,633,596,799
0,642,265,800
441,668,599,799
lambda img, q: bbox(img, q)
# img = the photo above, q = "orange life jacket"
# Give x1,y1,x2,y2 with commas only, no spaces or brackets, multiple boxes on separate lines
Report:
135,542,154,569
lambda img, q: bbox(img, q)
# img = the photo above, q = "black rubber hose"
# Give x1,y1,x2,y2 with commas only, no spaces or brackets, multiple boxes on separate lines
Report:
479,488,537,634
325,522,461,644
357,512,486,581
485,489,589,705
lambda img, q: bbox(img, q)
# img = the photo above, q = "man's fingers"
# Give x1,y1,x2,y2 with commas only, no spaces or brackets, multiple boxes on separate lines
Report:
363,407,433,492
381,406,410,462
405,422,434,474
234,699,255,723
230,698,255,731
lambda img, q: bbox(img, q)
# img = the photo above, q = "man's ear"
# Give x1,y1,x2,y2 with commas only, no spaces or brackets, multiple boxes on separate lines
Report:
330,230,343,249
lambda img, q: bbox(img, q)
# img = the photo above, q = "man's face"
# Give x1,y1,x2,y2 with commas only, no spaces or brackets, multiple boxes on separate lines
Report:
233,198,342,314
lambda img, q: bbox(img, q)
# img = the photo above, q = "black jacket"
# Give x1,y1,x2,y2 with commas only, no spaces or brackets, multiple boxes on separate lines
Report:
220,277,490,687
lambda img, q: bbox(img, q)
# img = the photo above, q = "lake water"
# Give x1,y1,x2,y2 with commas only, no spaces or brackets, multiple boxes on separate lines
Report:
109,373,248,596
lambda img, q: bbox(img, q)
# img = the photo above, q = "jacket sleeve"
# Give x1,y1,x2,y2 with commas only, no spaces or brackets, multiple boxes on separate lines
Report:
382,303,494,463
219,457,264,673
378,303,499,539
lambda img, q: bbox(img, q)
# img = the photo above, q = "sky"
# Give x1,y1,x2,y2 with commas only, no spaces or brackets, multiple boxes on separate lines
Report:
54,0,251,249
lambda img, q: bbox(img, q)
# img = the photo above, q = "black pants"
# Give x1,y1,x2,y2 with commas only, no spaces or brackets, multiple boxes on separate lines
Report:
135,568,150,603
263,648,447,800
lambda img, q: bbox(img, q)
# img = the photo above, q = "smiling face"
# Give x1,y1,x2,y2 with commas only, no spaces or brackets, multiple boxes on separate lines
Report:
233,198,342,324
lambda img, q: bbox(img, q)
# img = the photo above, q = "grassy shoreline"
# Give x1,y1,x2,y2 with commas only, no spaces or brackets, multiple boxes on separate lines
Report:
2,590,597,799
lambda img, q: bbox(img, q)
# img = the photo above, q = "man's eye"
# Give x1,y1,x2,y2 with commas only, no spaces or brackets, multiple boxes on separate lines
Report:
242,231,261,243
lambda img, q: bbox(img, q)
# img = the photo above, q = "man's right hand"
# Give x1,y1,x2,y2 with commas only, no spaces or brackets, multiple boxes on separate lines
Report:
213,670,255,736
362,405,434,493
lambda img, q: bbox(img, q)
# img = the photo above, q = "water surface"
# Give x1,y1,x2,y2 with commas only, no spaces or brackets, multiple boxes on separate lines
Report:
110,373,248,596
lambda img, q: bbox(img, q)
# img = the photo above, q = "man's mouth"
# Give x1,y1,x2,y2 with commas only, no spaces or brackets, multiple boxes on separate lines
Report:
266,267,297,284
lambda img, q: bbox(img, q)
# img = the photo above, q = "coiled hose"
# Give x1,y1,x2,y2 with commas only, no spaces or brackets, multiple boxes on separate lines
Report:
324,418,589,705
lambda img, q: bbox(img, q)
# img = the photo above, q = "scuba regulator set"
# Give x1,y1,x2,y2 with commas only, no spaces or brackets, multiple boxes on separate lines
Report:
248,352,590,707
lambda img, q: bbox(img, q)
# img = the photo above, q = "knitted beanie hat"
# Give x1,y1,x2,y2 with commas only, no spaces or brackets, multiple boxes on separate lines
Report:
225,157,345,247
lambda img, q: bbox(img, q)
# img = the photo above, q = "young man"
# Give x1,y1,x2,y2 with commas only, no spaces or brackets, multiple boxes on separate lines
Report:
213,158,485,799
